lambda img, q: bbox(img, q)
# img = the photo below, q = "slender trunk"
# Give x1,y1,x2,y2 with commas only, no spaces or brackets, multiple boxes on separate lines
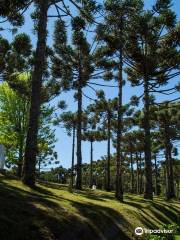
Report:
177,181,179,199
136,152,140,194
106,113,111,191
38,159,41,174
163,164,167,196
76,76,82,189
17,163,22,178
17,139,23,178
90,140,93,188
154,153,159,195
70,125,75,189
130,150,134,193
115,48,123,201
143,71,153,199
164,124,175,199
22,0,48,187
139,152,143,194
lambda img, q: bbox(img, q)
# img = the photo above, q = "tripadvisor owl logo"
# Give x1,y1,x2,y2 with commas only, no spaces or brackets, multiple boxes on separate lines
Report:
135,227,143,236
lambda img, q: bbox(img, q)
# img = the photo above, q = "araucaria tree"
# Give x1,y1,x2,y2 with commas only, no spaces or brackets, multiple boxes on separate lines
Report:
152,102,180,199
52,16,94,189
17,0,97,187
0,0,179,205
56,112,77,189
21,0,49,186
87,93,118,191
126,0,180,199
95,0,143,200
82,113,107,188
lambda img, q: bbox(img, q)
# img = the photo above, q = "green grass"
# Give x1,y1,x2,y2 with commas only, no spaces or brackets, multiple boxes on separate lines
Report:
0,174,179,240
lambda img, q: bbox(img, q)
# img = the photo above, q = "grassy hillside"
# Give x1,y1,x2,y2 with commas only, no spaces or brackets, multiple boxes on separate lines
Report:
0,174,179,240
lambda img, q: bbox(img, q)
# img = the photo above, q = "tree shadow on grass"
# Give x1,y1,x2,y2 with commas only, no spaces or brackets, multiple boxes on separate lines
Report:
1,177,178,240
68,199,133,240
0,180,132,240
151,202,179,223
0,181,100,240
75,192,106,202
40,181,115,202
124,195,179,228
94,192,116,201
124,195,151,205
74,189,111,202
38,180,68,191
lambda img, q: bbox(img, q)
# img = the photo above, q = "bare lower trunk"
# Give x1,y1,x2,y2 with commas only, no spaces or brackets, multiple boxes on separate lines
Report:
143,76,153,200
176,181,179,199
90,140,93,188
70,126,75,189
136,152,140,194
130,150,134,193
38,159,41,174
164,124,175,199
139,152,143,194
163,164,167,196
115,50,123,201
17,141,23,178
106,113,111,191
22,0,48,187
17,163,22,178
76,80,82,189
154,154,160,196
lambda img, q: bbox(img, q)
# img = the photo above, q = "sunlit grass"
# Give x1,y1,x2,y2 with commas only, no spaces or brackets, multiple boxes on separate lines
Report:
0,174,179,240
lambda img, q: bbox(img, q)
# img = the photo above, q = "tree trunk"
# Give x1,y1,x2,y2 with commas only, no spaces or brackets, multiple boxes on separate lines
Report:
106,113,111,191
22,0,48,187
17,139,24,178
164,124,175,199
130,150,134,193
17,163,22,178
177,181,179,199
136,152,140,194
90,140,93,188
139,152,143,194
70,125,75,189
163,164,167,196
38,159,41,174
115,49,123,201
154,153,159,196
143,74,153,199
76,76,82,189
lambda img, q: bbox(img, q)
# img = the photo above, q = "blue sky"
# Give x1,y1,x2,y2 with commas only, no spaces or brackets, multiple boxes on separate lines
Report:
1,0,180,169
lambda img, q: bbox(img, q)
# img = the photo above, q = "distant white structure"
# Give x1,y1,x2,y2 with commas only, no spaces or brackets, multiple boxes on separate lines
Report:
92,185,97,190
0,144,6,169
